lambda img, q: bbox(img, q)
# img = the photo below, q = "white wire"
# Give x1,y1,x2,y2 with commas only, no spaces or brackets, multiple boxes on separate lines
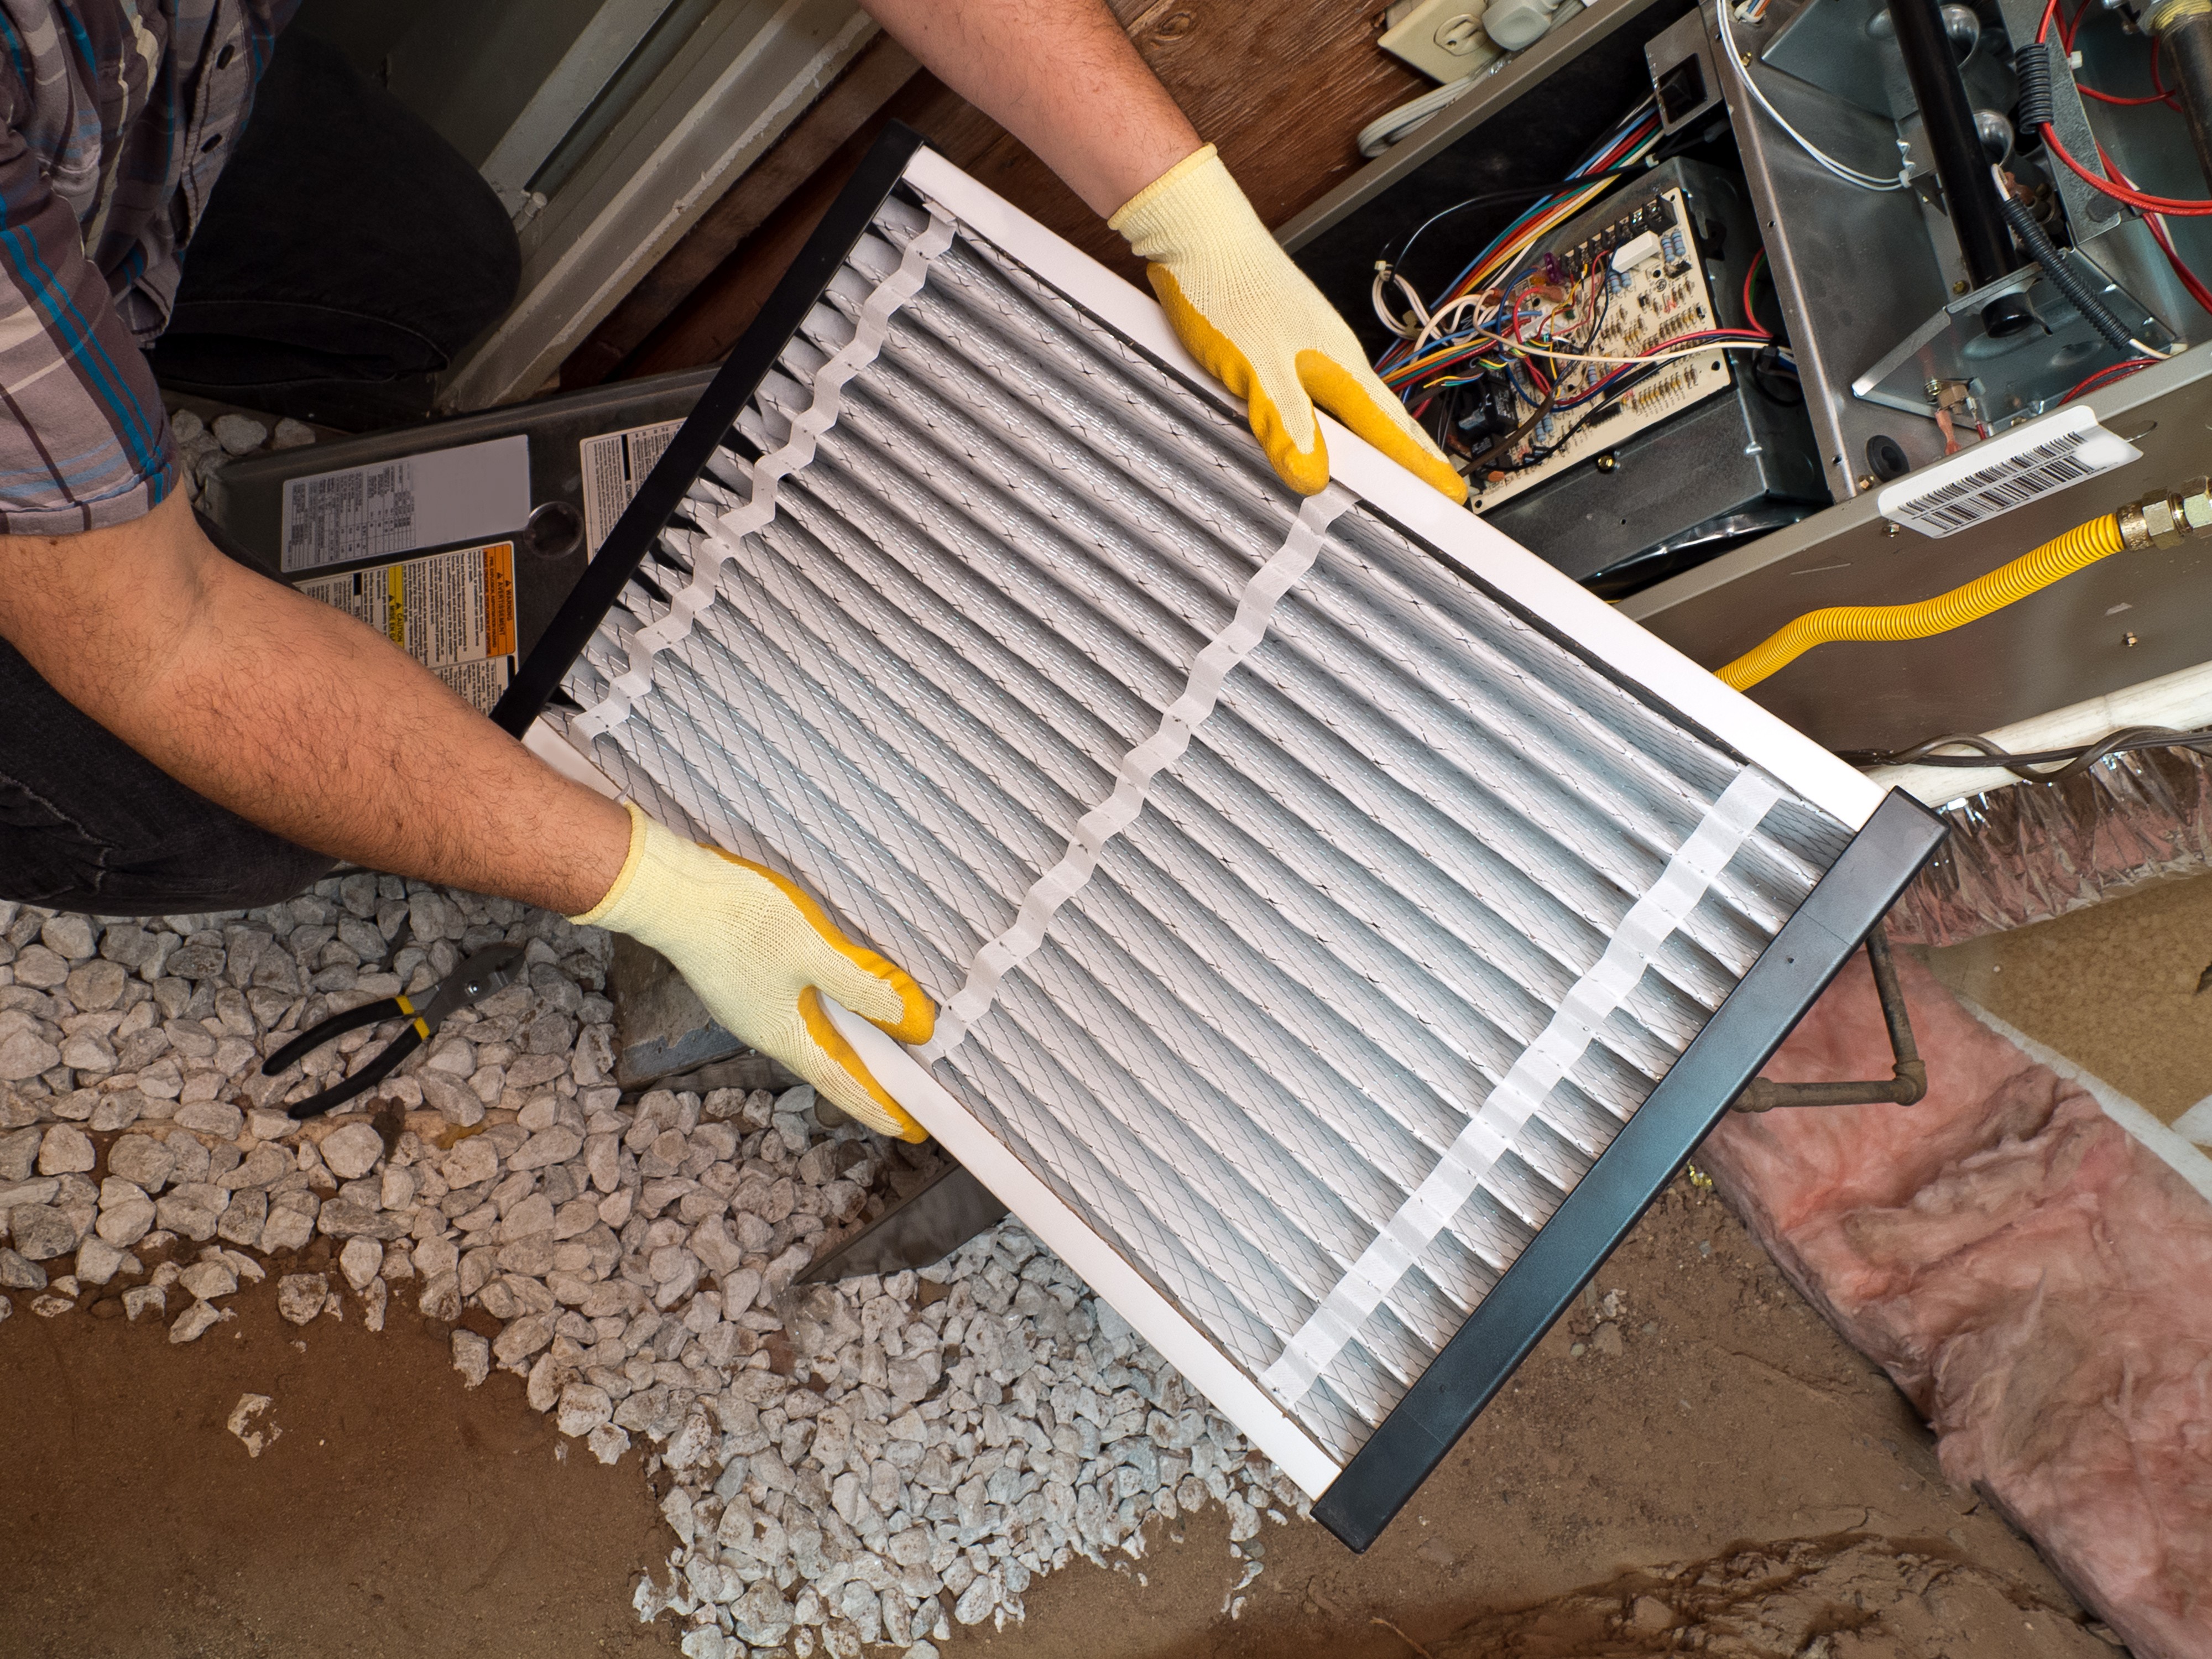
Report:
1357,73,1491,159
1713,1,1906,192
1429,328,1768,367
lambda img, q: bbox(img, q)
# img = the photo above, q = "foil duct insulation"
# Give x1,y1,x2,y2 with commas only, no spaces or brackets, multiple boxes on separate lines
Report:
1886,748,2212,947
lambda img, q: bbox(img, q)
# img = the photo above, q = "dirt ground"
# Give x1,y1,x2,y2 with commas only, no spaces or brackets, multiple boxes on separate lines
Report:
1923,870,2212,1124
0,1173,2116,1659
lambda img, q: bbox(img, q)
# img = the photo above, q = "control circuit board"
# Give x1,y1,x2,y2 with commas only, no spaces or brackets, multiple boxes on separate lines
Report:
1463,185,1735,513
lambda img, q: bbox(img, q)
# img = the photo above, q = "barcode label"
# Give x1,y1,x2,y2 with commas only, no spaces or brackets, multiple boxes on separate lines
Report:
1877,407,2141,538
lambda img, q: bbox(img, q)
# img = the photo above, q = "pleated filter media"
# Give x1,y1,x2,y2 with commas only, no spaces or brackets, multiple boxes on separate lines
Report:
508,134,1942,1547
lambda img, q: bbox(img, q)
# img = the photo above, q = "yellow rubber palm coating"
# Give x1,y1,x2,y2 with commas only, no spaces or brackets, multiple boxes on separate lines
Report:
570,802,936,1140
1110,146,1467,505
1717,514,2127,691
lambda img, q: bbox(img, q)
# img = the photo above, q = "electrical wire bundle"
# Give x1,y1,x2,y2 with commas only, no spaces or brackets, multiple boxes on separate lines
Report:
1368,102,1790,484
1844,725,2212,783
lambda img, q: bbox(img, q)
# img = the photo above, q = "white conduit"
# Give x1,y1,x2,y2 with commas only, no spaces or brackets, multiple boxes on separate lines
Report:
1261,764,1786,1406
918,490,1352,1063
571,208,958,742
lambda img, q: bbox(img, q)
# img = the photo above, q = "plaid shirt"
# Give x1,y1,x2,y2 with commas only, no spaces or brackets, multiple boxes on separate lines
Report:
0,1,296,533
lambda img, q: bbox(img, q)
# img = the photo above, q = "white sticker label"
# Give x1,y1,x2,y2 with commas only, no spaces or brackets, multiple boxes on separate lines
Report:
297,541,519,715
280,435,531,572
581,420,682,554
1877,406,2141,538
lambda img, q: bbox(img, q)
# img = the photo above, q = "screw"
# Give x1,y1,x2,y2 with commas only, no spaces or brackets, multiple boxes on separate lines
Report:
2124,630,2140,647
1856,474,1876,490
1595,453,1619,473
1952,280,1970,295
1884,523,1902,537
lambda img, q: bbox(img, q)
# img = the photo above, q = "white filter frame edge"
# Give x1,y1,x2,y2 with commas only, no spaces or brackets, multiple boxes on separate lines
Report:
900,147,1885,836
823,1000,1344,1499
524,716,625,801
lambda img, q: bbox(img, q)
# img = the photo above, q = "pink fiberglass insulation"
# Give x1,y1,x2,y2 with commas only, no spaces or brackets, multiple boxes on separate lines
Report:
1700,950,2212,1659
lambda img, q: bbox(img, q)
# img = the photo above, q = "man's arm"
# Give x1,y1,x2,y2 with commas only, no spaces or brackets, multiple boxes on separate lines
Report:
0,493,631,917
858,0,1198,217
861,0,1466,502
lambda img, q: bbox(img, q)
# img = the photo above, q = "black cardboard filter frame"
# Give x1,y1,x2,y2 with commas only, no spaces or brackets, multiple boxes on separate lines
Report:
1313,787,1944,1547
492,123,931,739
497,122,1949,1553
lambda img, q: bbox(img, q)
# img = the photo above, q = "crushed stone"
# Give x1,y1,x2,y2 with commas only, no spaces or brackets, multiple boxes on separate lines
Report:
0,884,1298,1652
227,1392,279,1458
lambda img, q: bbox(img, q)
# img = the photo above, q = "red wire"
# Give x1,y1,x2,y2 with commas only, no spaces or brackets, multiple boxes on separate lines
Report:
2144,212,2212,314
1740,249,1772,340
2077,85,2179,106
2060,358,2159,402
2065,0,2180,105
2100,147,2212,312
2036,0,2212,211
2039,125,2212,212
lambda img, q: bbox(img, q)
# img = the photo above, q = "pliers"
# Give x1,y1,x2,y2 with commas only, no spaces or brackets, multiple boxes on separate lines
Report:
261,943,525,1120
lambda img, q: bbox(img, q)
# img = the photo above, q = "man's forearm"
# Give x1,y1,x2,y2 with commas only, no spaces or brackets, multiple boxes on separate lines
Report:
861,0,1198,216
0,494,629,916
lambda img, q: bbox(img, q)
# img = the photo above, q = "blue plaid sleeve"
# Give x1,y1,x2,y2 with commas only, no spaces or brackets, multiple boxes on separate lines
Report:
0,121,176,535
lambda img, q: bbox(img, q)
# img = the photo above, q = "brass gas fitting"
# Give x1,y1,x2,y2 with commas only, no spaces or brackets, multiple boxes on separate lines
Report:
2119,479,2212,550
2141,0,2212,34
2181,476,2212,534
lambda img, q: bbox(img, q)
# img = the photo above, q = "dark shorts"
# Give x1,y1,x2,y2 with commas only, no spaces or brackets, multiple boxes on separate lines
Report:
0,606,336,915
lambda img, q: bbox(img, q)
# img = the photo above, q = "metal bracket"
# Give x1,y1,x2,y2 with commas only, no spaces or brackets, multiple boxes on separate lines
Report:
797,1160,1008,1284
1730,926,1927,1111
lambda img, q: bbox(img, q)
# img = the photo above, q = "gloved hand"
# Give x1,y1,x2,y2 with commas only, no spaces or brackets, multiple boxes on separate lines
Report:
1110,145,1466,504
571,801,936,1140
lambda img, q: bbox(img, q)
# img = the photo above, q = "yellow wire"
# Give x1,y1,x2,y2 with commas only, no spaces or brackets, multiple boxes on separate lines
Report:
1718,513,2127,690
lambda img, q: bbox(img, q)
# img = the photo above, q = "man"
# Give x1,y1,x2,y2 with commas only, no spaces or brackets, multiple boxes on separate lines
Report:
0,0,1461,1139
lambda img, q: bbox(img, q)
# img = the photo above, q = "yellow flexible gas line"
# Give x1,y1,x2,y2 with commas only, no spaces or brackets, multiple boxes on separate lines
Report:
1717,513,2127,691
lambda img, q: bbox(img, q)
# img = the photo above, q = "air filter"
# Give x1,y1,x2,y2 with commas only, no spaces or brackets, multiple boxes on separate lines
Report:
498,128,1942,1549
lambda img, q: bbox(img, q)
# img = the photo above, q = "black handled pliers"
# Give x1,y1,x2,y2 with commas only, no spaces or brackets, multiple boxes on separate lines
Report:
261,943,526,1120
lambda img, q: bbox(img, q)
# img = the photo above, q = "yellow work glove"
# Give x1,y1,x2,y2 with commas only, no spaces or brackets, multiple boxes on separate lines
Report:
571,801,936,1140
1110,145,1465,503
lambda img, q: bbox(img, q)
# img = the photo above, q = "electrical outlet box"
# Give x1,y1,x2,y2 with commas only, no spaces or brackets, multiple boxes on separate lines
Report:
1379,0,1504,82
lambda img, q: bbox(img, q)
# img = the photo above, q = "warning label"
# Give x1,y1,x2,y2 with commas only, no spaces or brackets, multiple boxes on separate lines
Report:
298,541,519,714
581,420,682,553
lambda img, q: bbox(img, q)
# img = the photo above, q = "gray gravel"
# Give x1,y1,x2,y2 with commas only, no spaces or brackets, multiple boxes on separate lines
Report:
0,884,1298,1655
